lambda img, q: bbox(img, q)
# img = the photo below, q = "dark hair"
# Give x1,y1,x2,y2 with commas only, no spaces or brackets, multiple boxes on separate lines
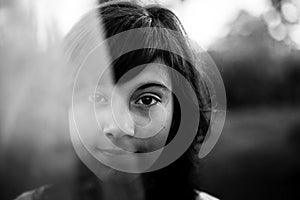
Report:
65,1,212,199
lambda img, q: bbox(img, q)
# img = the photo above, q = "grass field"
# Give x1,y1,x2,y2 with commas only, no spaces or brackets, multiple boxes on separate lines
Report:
200,106,300,200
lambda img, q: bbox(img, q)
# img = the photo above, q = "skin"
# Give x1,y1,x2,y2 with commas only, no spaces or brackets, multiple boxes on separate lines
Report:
69,60,174,185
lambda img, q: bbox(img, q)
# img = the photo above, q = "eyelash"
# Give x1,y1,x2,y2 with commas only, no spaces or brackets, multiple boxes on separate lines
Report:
134,93,161,107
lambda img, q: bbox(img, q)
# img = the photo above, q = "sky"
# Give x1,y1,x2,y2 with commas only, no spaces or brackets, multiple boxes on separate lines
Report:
15,0,300,50
173,0,270,48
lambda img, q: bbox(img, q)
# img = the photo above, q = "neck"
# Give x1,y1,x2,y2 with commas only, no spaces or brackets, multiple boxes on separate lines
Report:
75,162,145,200
100,177,145,200
141,156,197,200
74,155,197,200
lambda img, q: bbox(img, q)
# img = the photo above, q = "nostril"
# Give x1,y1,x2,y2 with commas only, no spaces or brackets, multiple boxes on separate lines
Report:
105,133,113,138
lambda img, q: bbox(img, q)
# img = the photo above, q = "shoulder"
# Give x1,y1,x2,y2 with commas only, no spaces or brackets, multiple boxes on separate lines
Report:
195,190,220,200
15,186,220,200
14,185,50,200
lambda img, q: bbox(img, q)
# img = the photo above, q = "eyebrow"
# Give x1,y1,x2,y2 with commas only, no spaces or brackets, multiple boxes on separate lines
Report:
135,82,170,91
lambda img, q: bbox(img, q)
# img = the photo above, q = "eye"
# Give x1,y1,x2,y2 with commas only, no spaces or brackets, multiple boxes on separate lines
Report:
135,94,161,106
88,93,107,104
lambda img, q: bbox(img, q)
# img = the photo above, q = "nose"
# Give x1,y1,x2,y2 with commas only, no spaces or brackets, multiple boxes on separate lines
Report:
98,100,135,139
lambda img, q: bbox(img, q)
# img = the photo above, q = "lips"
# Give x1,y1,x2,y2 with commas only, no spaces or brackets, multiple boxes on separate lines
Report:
95,135,152,155
96,148,132,155
105,134,143,153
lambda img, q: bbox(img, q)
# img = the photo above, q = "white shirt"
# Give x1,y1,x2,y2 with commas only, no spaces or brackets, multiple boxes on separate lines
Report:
196,190,220,200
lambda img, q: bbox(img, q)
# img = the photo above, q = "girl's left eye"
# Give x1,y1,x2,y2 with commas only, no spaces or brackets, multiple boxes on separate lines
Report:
135,95,161,106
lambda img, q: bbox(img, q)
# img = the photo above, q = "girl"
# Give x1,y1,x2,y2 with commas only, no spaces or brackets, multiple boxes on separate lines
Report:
16,1,219,200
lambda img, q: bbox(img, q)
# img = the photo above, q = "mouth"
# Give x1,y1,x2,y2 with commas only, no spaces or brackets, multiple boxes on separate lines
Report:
96,148,134,156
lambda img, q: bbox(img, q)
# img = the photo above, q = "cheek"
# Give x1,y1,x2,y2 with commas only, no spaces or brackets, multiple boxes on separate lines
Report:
149,121,172,151
132,105,168,138
68,104,104,148
134,100,173,151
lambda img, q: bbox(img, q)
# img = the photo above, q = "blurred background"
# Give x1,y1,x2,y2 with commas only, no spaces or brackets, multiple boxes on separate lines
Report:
0,0,299,199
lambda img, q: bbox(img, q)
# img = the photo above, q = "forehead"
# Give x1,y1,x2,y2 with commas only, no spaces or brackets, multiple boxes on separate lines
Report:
99,61,172,90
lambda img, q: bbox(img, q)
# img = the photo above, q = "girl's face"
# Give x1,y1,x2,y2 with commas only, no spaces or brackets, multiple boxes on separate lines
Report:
69,60,174,175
